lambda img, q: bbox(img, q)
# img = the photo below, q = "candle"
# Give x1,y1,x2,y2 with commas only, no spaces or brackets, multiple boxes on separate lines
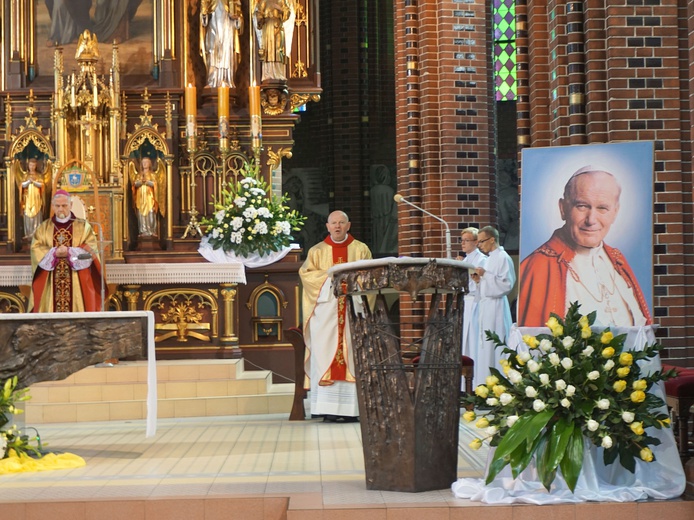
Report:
185,83,197,118
93,73,98,107
71,74,76,107
218,84,229,120
248,85,261,118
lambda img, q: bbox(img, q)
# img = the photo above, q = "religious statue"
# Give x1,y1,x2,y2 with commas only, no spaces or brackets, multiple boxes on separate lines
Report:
253,0,295,82
75,29,99,60
200,0,244,88
12,156,52,238
128,156,166,237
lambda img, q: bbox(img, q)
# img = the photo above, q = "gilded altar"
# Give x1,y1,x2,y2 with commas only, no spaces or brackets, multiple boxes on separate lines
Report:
0,1,320,381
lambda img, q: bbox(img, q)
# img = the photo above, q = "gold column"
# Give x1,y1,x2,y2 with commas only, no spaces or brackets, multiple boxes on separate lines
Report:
123,286,141,311
220,284,239,343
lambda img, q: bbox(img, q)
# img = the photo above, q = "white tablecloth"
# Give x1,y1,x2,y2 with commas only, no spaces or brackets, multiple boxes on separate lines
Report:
451,325,686,503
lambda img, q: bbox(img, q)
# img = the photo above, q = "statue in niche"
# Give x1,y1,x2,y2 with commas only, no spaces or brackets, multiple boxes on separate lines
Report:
369,165,398,255
12,156,52,238
128,156,166,237
200,0,244,88
253,0,295,82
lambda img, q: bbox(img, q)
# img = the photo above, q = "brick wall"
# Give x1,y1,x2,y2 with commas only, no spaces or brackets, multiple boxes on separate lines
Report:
517,0,694,364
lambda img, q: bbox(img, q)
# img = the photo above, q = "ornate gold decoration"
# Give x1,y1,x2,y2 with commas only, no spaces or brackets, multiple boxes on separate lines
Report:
146,290,217,343
0,294,26,314
261,88,288,115
289,92,320,112
266,147,293,172
220,283,238,343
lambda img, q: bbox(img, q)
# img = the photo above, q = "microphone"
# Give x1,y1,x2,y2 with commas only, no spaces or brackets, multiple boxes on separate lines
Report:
394,193,452,259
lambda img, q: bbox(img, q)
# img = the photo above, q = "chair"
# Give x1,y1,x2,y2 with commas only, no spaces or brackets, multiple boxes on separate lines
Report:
663,363,694,460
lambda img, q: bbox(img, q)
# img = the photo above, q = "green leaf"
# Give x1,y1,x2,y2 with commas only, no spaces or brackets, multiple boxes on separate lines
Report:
558,425,584,492
486,409,555,484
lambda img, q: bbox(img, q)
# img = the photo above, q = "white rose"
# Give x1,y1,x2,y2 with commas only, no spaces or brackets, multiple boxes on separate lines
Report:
549,353,560,366
525,386,538,398
532,399,546,412
499,393,514,405
601,435,613,449
485,426,498,436
560,398,571,408
582,345,594,357
560,357,573,370
562,336,575,349
539,339,553,352
555,379,567,391
587,370,600,381
596,398,610,410
604,359,615,371
486,397,499,406
527,359,541,373
507,369,523,384
622,411,635,424
566,385,576,397
539,373,550,386
517,351,531,363
506,415,519,427
587,419,599,431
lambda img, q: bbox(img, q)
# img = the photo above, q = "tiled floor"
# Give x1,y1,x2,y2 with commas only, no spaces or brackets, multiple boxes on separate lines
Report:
1,415,693,520
0,414,485,505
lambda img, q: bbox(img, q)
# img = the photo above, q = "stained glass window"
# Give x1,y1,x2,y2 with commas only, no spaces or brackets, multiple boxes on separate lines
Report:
494,0,516,101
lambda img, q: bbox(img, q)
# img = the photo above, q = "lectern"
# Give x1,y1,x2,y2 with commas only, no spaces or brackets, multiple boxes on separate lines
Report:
329,257,472,492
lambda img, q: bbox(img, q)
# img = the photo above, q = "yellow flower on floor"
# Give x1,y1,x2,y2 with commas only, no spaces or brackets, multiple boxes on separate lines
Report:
475,417,490,429
463,411,476,422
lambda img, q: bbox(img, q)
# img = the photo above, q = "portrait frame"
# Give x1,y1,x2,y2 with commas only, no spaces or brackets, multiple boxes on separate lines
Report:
518,141,654,324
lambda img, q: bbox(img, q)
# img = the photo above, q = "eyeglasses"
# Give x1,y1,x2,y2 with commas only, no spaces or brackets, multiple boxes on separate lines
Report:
478,237,492,244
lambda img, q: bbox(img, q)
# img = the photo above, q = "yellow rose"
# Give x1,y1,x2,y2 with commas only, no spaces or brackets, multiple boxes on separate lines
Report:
619,352,634,366
581,326,592,339
659,417,671,427
469,438,483,450
600,331,614,344
475,417,490,429
493,385,506,397
503,364,511,375
639,447,654,462
630,422,645,435
579,315,589,328
616,367,630,378
486,375,499,387
522,335,540,349
632,379,647,391
546,317,564,337
612,380,627,393
601,347,615,359
474,385,489,398
463,411,476,422
630,390,646,403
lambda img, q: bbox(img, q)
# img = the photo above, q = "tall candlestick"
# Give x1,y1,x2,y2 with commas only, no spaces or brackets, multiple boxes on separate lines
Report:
218,85,229,119
185,83,197,140
93,73,98,107
248,85,261,120
185,83,197,119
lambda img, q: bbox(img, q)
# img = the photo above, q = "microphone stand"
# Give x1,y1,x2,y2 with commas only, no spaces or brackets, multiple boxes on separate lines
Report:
394,195,452,259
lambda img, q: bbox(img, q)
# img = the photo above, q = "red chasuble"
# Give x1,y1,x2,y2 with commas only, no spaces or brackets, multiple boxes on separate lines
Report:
320,234,355,385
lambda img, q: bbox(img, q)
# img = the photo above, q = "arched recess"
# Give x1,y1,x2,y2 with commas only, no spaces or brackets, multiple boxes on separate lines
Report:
245,277,288,342
122,126,172,248
143,288,219,344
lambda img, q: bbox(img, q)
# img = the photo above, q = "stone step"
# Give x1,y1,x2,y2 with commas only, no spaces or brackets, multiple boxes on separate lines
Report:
22,359,295,424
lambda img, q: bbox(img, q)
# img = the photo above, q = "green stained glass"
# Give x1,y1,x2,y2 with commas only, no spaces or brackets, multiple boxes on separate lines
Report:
494,1,516,101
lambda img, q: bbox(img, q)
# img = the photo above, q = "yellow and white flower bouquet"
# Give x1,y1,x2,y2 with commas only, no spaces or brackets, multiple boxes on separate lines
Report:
200,161,305,257
463,302,675,492
0,376,37,459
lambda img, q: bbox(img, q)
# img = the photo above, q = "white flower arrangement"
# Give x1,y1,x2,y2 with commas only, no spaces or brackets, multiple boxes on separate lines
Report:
462,302,676,492
200,162,306,257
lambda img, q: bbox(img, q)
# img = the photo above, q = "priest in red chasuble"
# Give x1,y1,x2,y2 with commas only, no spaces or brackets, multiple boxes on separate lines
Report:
299,211,372,422
29,190,106,312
